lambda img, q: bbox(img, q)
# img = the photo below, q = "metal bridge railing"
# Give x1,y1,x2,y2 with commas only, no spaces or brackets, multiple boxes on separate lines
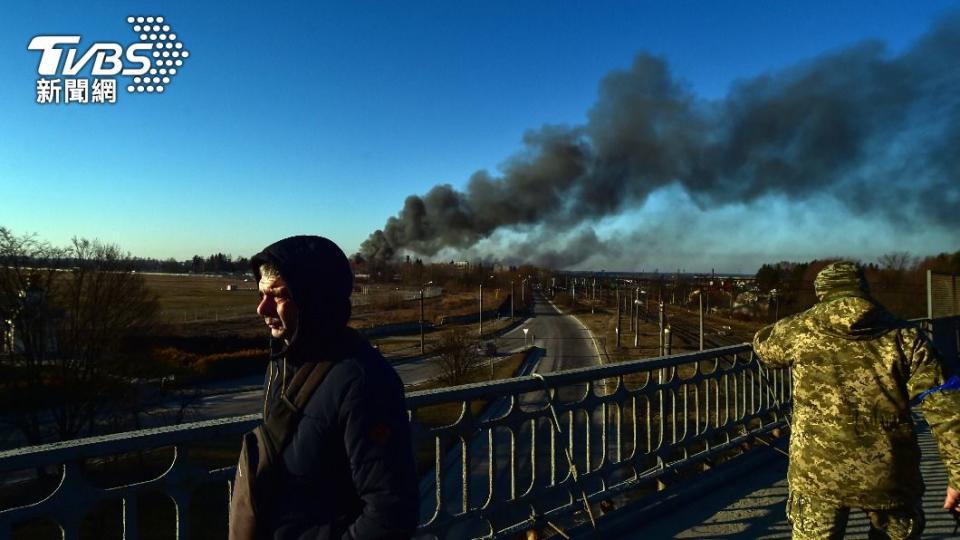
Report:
0,344,791,539
410,344,791,538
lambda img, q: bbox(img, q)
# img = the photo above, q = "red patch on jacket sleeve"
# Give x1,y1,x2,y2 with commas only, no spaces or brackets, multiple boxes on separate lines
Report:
369,423,392,446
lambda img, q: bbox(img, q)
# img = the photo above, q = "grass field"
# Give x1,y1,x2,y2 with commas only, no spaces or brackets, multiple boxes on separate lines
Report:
144,273,258,323
144,273,505,332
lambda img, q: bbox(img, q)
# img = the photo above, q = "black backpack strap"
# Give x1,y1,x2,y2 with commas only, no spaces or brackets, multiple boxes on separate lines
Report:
289,360,334,410
261,360,335,459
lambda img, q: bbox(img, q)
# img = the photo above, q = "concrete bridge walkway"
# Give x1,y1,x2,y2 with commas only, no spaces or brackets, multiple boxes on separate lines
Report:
603,418,957,539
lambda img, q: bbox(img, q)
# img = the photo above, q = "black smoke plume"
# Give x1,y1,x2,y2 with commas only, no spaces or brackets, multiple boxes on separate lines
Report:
360,16,960,263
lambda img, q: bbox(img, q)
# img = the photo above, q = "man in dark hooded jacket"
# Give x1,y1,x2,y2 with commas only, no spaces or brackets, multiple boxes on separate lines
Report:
753,261,960,539
249,235,418,539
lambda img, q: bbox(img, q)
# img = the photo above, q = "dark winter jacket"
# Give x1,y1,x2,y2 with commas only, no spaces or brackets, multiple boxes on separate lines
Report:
250,236,419,539
261,328,419,539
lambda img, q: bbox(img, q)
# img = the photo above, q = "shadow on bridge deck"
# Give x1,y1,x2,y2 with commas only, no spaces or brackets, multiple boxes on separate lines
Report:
599,418,956,539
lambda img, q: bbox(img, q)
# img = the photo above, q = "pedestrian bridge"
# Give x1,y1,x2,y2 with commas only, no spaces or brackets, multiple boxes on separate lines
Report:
1,317,956,539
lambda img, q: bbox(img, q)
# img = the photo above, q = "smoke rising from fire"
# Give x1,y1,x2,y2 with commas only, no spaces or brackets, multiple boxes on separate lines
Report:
360,16,960,265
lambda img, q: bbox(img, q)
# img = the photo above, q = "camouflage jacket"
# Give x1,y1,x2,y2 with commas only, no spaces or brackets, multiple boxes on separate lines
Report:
753,296,960,508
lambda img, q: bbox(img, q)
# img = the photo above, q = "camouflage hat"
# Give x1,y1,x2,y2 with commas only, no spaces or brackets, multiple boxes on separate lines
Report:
814,261,871,302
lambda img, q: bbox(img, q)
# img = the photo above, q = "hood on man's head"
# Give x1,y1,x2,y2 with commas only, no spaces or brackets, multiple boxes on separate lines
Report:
250,235,353,309
814,261,871,302
251,236,354,358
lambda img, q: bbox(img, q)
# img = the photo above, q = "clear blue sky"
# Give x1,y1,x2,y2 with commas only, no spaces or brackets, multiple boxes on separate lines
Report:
1,1,958,272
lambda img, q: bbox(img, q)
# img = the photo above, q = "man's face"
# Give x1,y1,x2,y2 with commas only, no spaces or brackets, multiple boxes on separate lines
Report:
257,269,299,343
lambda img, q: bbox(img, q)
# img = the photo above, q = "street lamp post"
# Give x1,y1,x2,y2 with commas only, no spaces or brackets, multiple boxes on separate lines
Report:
419,287,425,355
591,278,596,315
616,285,622,348
699,289,704,351
658,300,665,356
523,327,529,347
633,299,640,347
479,283,483,337
773,289,780,321
664,325,672,355
510,280,515,320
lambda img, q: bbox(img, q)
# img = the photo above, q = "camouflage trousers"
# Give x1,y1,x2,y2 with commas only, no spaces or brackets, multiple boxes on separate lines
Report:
786,492,924,540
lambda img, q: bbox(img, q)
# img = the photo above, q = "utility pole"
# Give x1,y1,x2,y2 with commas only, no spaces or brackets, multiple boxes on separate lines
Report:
658,300,665,356
634,287,640,330
616,285,621,348
479,283,483,336
419,288,425,355
510,280,515,320
699,289,704,351
665,325,672,355
591,278,596,315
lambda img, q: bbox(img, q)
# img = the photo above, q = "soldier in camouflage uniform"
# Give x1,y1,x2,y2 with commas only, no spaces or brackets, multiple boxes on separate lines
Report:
753,261,960,539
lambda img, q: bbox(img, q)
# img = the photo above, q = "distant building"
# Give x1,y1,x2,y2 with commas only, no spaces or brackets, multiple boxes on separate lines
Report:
453,261,470,270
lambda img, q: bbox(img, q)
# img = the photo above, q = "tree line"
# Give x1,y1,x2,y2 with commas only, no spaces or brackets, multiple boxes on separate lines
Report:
0,227,164,448
753,250,960,319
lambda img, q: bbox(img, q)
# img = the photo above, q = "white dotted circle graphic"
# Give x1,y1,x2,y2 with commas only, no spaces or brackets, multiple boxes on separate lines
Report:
129,15,186,96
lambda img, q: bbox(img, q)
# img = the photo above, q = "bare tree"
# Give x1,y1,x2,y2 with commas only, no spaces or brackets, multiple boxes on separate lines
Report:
878,252,916,273
0,227,65,444
0,230,160,445
435,327,483,386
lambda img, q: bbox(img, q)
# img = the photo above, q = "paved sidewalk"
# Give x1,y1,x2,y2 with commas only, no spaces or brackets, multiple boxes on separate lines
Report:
612,418,957,539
